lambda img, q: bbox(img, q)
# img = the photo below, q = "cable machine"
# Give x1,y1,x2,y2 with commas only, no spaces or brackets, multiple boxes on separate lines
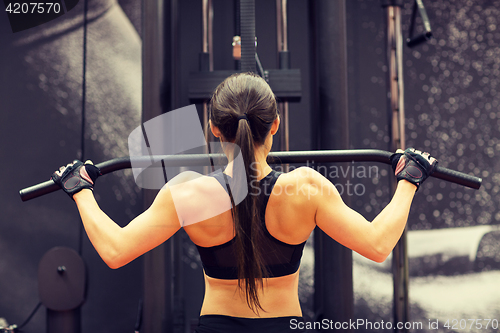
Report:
381,1,433,331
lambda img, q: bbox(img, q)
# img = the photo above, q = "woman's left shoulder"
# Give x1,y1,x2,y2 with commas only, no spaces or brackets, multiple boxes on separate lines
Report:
166,171,231,227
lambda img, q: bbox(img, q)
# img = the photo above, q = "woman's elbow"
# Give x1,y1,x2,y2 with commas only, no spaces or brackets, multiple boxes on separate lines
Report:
357,246,389,263
369,243,391,263
106,259,124,270
371,251,389,263
102,250,127,269
368,228,394,263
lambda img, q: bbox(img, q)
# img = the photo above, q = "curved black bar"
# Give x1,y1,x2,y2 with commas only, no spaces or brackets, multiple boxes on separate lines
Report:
19,149,482,201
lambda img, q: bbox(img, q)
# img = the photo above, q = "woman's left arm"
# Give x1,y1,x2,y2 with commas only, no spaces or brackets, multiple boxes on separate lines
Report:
73,187,181,269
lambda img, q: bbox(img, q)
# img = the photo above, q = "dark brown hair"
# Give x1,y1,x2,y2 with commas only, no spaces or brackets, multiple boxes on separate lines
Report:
209,72,278,313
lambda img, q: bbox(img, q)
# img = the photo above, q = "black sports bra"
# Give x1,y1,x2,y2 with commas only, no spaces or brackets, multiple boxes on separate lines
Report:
195,170,307,279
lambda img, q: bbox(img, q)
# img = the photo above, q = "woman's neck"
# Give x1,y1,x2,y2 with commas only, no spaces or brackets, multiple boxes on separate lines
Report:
223,144,272,180
253,145,273,179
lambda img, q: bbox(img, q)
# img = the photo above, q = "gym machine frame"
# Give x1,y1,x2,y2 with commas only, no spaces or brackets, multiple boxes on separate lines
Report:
382,0,434,331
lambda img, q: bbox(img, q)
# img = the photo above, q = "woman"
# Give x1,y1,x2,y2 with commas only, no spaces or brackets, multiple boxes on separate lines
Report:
52,72,437,332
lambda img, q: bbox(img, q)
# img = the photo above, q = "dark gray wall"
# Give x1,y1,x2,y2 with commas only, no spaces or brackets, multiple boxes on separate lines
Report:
346,0,500,329
346,0,499,230
0,0,143,331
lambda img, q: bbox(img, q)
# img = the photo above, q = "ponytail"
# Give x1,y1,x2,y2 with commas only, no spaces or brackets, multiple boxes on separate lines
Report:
209,72,278,314
232,117,267,313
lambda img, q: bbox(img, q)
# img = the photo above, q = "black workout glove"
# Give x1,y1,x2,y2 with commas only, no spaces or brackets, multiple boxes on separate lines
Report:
51,160,101,198
390,148,437,190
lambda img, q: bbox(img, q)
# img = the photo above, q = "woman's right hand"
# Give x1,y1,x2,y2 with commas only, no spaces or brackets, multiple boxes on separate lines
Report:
390,148,438,191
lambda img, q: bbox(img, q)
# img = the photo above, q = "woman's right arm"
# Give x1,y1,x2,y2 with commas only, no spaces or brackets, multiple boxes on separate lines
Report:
309,148,436,262
311,171,416,262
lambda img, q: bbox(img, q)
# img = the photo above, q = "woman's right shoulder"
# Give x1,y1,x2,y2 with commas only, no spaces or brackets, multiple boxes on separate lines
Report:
264,167,330,242
280,166,329,185
274,166,337,199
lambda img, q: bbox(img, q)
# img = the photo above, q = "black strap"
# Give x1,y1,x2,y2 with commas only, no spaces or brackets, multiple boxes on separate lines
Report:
239,0,256,73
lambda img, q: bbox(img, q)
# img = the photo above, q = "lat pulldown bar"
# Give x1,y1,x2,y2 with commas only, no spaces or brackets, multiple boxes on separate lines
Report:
19,149,482,202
